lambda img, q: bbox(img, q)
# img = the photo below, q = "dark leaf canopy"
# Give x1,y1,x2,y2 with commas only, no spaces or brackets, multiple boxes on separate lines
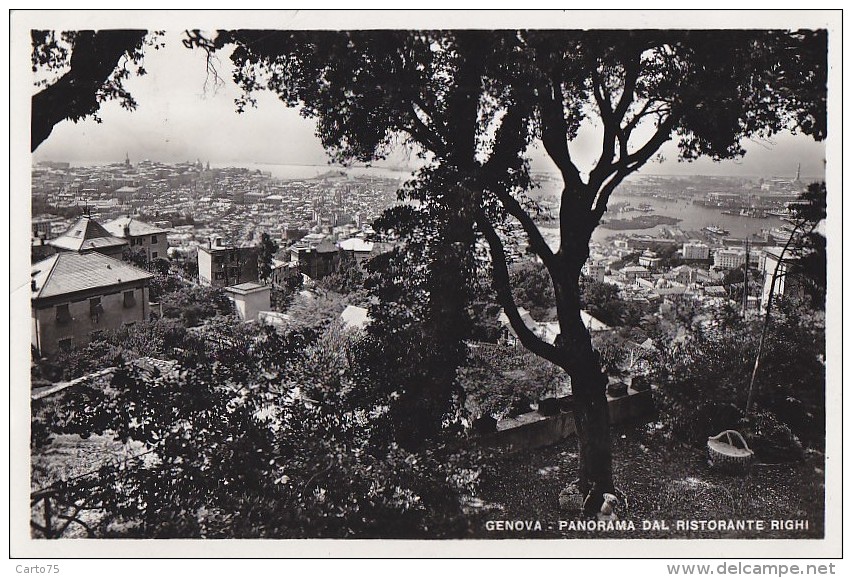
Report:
192,28,826,167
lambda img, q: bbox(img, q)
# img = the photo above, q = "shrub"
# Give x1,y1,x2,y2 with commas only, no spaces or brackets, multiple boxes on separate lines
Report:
32,319,482,538
649,305,825,456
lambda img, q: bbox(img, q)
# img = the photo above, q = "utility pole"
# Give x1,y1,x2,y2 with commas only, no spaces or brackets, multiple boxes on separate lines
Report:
742,238,750,317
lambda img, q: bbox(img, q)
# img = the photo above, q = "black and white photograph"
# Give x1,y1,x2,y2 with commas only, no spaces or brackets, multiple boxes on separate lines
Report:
9,9,841,560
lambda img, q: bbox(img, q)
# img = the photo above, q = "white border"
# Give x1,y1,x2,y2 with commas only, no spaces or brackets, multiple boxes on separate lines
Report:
8,9,843,559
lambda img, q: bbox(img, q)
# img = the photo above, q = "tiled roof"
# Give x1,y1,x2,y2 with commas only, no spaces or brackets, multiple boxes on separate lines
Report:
31,252,153,300
103,216,168,238
48,215,128,252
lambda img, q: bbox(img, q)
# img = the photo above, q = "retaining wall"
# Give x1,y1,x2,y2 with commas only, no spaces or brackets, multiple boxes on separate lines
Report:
479,387,655,453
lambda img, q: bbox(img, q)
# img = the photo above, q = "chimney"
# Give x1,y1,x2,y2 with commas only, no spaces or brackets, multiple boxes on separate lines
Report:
31,279,36,292
123,224,130,238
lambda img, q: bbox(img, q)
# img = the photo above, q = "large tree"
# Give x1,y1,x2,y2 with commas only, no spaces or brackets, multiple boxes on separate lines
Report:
183,28,826,513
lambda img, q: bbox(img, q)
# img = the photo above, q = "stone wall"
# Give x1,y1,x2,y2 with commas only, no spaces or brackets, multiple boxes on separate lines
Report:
478,387,655,453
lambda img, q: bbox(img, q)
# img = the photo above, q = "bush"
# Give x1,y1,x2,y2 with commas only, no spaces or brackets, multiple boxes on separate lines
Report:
459,342,568,420
649,305,825,455
739,411,805,463
160,285,234,326
32,319,483,538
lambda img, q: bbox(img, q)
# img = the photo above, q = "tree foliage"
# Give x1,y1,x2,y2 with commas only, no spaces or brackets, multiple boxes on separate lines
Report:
31,30,165,151
788,182,827,309
32,318,484,538
159,285,234,326
256,232,279,284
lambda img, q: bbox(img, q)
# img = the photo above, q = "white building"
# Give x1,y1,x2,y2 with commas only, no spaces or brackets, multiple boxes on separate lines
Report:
714,248,747,270
682,241,710,260
638,250,662,270
582,260,606,283
224,282,271,322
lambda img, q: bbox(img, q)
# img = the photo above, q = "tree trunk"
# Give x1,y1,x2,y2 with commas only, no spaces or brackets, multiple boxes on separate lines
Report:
557,286,615,514
555,200,615,515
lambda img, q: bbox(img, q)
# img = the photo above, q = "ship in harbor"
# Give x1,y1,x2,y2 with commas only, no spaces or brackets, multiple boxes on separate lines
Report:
765,209,791,217
769,226,796,244
703,225,730,235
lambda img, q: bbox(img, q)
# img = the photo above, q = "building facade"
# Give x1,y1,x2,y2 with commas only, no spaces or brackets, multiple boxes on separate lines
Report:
582,260,606,283
289,238,340,280
714,248,747,269
103,216,169,262
197,238,259,287
224,282,271,322
31,252,153,357
682,241,710,261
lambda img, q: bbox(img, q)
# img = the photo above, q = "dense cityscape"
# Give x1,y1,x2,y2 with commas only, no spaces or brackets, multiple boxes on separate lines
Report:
31,156,816,343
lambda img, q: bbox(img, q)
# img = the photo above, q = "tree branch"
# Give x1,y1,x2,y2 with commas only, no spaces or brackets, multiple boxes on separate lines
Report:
475,211,564,368
406,102,448,158
478,102,559,276
538,80,584,190
31,30,148,151
589,58,640,196
617,99,653,162
613,54,641,121
591,113,678,221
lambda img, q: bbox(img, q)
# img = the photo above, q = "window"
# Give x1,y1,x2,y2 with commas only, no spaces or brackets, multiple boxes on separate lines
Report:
151,251,158,259
214,272,224,280
151,235,158,244
57,337,74,351
55,303,71,324
89,297,104,322
123,290,136,308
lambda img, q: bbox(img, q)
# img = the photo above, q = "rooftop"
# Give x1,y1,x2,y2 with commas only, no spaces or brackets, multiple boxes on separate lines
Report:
341,305,370,330
225,282,269,295
48,215,128,253
31,252,153,300
103,216,169,238
339,238,374,252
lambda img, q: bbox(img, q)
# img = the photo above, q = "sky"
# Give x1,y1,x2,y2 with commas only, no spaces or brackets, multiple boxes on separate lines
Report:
32,30,827,180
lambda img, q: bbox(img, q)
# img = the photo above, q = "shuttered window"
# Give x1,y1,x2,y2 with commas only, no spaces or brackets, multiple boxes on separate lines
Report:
55,303,71,324
90,297,104,321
